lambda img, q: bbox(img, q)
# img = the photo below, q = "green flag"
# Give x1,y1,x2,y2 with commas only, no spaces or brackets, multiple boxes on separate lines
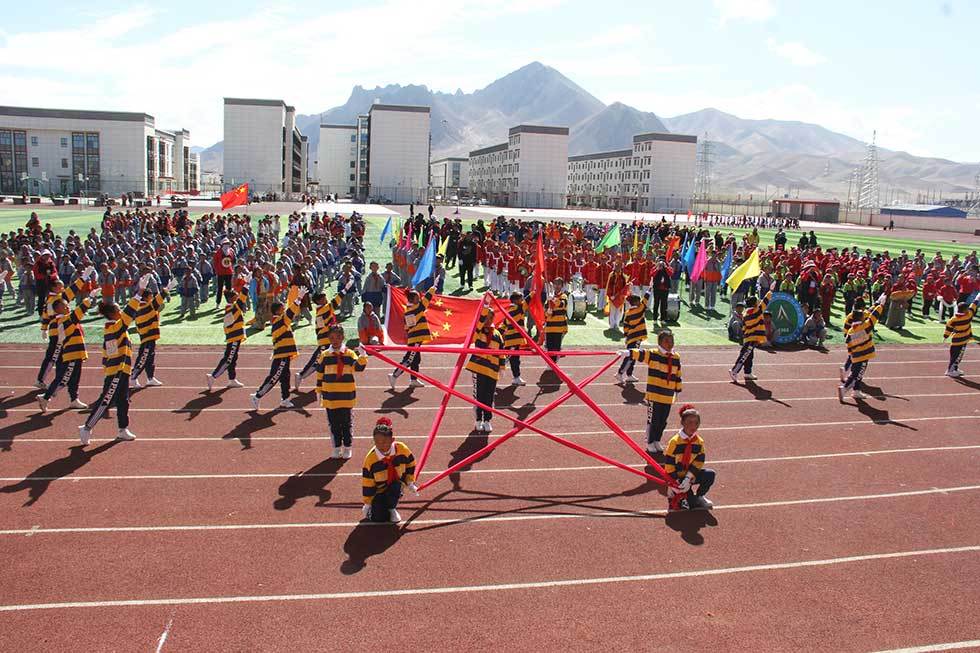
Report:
644,231,653,253
594,225,621,252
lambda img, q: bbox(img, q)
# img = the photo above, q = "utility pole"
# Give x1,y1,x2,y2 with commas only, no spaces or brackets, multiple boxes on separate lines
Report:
857,131,880,225
693,132,712,214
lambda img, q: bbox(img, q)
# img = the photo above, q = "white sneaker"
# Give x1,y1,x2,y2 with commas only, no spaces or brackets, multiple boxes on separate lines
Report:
33,380,46,390
484,421,492,433
511,376,526,386
946,369,963,378
249,393,260,410
387,373,397,390
132,378,143,389
626,374,640,383
116,428,136,441
330,446,343,459
744,373,758,381
205,373,214,391
36,395,48,413
342,446,353,459
79,426,92,446
851,390,868,399
146,377,163,387
389,509,402,523
227,379,245,388
409,379,425,388
729,369,738,383
615,372,625,384
475,421,485,432
646,441,663,454
279,399,295,409
69,399,88,409
293,371,302,391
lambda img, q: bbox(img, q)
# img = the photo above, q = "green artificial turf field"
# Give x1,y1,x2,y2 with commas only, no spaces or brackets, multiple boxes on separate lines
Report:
0,208,973,347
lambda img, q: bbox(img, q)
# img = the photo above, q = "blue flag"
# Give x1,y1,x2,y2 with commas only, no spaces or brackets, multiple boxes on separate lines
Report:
720,244,734,280
411,235,436,287
379,216,392,244
684,236,698,275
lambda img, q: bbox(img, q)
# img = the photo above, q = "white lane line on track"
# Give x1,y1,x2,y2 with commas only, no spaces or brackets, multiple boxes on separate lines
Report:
0,485,978,537
2,374,963,392
871,641,980,653
0,545,976,611
5,415,980,445
2,445,978,484
3,391,975,413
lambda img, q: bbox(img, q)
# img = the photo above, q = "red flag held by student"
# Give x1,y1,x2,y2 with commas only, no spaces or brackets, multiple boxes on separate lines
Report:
220,183,249,211
385,287,511,345
528,233,546,330
665,235,681,262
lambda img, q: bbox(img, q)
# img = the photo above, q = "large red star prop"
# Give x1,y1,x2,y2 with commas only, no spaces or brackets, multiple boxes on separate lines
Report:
365,292,678,498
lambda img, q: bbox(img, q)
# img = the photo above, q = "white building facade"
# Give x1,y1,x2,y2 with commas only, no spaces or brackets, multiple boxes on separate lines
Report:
223,98,307,198
0,105,199,197
316,103,430,203
468,125,569,209
430,157,469,197
567,132,697,212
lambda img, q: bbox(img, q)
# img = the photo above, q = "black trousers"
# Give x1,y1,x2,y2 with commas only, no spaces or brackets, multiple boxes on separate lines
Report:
211,341,240,380
646,401,671,444
370,482,402,523
393,349,421,380
459,260,475,288
256,358,291,400
732,343,755,374
299,345,325,381
509,353,521,378
43,359,81,401
949,345,965,372
692,468,716,496
473,373,496,422
37,336,59,383
214,274,232,304
652,291,668,322
84,373,130,430
327,407,353,447
842,360,867,391
545,332,564,361
619,342,639,375
131,341,156,380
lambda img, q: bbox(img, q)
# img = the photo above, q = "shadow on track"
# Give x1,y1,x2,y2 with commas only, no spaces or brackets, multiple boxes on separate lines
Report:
274,458,347,510
665,509,719,545
181,388,230,421
0,441,118,505
742,380,792,407
0,411,59,452
341,522,402,575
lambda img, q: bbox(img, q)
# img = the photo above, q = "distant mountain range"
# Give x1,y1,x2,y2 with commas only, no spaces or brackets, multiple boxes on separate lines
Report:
197,62,978,199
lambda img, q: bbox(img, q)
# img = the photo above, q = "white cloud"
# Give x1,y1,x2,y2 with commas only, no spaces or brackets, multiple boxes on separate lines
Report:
766,38,827,66
712,0,776,24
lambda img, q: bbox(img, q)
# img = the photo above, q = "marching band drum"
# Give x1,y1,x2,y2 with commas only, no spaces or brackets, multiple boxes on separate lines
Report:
666,293,681,322
568,276,588,321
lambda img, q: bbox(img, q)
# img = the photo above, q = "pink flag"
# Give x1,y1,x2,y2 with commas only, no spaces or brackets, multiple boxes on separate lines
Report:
691,239,708,282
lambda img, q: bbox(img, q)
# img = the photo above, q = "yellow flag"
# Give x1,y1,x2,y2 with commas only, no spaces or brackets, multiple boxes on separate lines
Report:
726,247,761,291
438,236,450,257
632,226,639,253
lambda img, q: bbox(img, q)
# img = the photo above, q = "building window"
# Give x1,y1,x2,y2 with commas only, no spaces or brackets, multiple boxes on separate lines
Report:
350,174,355,181
61,158,68,169
72,133,85,150
31,157,39,167
86,133,99,152
30,136,38,147
61,137,68,148
350,161,355,168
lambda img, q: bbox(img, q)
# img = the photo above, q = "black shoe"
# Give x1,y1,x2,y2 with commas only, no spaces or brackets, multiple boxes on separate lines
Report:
688,494,713,510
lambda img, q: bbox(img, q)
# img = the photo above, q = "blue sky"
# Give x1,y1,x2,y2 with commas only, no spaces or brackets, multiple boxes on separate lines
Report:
0,0,977,162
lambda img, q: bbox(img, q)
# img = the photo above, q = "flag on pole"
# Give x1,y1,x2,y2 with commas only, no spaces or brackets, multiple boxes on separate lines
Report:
594,224,621,252
720,244,734,280
529,233,546,330
664,235,681,261
379,216,393,245
691,239,708,282
726,247,761,291
631,224,639,253
438,235,450,257
683,236,698,275
411,236,437,287
220,183,248,210
416,225,425,248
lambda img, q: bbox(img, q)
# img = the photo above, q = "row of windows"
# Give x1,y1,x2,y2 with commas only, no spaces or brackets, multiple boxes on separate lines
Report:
568,155,652,172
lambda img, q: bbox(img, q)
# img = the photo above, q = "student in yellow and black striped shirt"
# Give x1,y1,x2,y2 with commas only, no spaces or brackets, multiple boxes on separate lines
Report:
616,291,650,384
388,286,435,390
729,288,773,383
36,287,97,413
466,306,505,433
317,325,368,460
131,284,170,389
619,328,682,453
206,281,251,391
838,297,868,382
943,298,978,377
361,417,417,524
36,273,91,389
838,294,886,401
295,289,345,391
665,404,715,511
79,277,153,446
502,292,528,386
544,277,569,361
250,287,307,411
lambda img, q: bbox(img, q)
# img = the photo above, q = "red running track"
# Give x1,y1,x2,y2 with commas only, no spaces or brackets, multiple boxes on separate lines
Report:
0,343,978,651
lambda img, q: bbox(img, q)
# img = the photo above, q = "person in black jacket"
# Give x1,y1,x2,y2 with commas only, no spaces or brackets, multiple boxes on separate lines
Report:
457,232,477,291
651,260,672,323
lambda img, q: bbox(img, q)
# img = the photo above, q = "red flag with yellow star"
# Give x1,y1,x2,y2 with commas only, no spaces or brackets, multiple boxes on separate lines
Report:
220,183,249,210
384,287,511,345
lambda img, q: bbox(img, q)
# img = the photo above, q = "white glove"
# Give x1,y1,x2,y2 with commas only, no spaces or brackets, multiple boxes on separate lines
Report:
407,482,420,496
355,345,367,357
877,293,887,306
361,504,372,520
82,265,95,281
677,475,693,493
167,278,179,292
616,349,630,359
137,274,152,292
242,271,253,283
89,286,102,299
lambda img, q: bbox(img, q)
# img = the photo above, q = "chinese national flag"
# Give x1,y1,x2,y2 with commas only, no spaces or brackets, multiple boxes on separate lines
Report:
220,183,249,210
384,287,511,345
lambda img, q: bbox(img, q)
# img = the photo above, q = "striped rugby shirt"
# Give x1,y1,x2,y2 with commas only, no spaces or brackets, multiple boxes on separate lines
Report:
944,301,977,347
405,287,435,345
742,291,772,346
622,293,650,346
135,292,166,343
314,293,344,346
629,347,682,405
316,346,368,410
223,289,249,344
845,303,885,363
361,442,416,504
270,302,301,360
101,297,142,376
54,297,94,362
